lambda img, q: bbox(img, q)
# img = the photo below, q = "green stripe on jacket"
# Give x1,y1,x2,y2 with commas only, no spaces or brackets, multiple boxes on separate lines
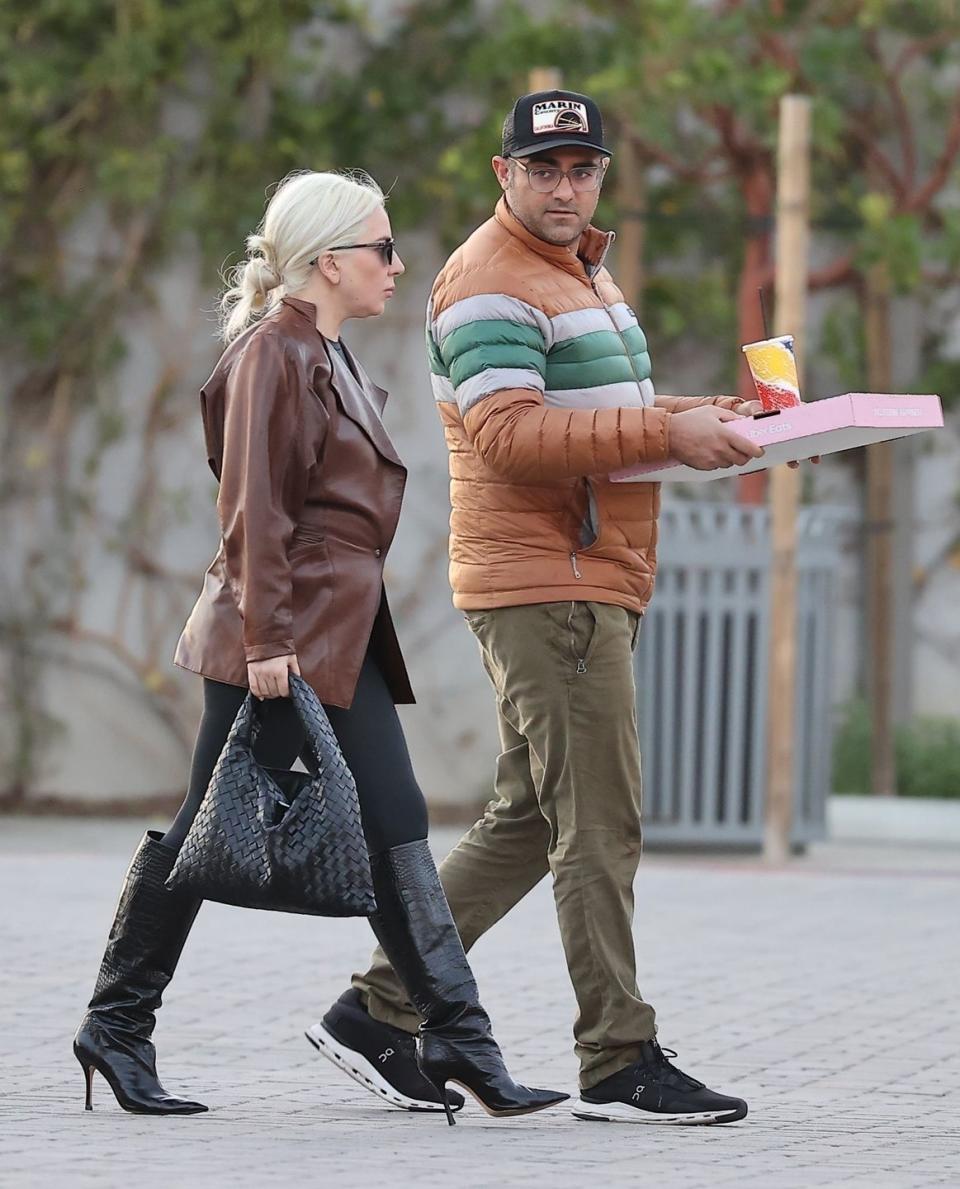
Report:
439,318,546,389
426,327,447,377
433,313,652,396
546,353,651,391
549,325,648,364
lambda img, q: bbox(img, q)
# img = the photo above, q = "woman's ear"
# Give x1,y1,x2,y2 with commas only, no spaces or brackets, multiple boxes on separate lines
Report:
316,251,340,286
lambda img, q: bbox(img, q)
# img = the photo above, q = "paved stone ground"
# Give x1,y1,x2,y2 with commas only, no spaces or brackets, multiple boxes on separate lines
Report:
2,818,958,1189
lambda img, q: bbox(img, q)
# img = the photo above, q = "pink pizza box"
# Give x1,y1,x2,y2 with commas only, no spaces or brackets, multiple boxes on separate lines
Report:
611,393,944,484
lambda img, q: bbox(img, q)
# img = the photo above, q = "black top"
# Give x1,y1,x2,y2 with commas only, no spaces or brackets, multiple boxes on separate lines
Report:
326,337,357,378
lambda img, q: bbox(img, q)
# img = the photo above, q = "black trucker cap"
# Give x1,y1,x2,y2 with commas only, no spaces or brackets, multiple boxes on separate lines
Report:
501,89,612,158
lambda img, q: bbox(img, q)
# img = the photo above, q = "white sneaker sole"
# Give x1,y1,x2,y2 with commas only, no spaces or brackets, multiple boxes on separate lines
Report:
304,1022,457,1113
571,1097,746,1125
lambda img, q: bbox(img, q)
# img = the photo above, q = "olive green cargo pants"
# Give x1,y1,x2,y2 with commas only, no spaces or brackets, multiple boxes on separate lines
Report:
352,601,656,1089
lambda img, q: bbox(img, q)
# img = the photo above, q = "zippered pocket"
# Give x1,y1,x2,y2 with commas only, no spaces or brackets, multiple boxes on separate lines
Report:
566,601,600,675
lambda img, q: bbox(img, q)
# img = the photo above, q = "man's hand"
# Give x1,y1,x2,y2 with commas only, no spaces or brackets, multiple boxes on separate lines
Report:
669,406,765,471
247,653,301,699
727,398,821,469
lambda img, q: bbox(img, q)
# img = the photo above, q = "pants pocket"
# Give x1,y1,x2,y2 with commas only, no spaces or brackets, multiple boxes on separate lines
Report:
566,601,600,675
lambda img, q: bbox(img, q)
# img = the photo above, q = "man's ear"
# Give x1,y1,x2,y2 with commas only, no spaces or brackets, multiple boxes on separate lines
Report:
316,251,340,285
492,155,511,191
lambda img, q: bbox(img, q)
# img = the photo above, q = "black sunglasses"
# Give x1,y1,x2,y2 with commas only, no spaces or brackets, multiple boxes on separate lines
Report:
312,237,395,266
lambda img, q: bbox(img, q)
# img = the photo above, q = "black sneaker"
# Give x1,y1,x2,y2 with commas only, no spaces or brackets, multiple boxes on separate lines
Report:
305,989,465,1114
572,1040,748,1125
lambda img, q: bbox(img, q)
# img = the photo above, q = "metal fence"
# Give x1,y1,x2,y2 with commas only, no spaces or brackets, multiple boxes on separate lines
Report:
635,500,845,848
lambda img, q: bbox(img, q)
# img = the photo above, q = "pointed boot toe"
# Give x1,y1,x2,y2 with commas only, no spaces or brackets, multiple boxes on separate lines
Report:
440,1072,569,1117
519,1087,571,1112
73,832,205,1116
367,841,569,1126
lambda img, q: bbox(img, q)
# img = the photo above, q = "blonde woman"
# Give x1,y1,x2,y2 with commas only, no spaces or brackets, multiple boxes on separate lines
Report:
73,171,567,1124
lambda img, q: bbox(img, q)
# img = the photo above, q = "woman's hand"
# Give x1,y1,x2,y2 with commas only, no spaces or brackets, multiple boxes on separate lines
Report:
247,654,301,699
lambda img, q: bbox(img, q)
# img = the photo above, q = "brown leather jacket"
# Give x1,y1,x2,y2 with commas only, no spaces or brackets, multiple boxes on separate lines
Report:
174,296,414,708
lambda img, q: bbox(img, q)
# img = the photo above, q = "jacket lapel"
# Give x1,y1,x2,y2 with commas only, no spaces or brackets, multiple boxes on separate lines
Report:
341,340,389,417
277,297,402,467
326,345,403,468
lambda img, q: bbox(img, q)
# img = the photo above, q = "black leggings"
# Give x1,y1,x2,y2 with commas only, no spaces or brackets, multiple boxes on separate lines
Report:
164,649,429,856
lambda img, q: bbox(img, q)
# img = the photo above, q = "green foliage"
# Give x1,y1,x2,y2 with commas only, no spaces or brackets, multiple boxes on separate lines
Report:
857,196,924,290
0,0,345,385
820,295,867,392
917,347,960,410
4,0,959,404
833,700,960,798
319,0,960,396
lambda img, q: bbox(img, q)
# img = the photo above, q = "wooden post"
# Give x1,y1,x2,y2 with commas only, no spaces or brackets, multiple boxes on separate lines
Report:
864,262,897,795
615,132,645,316
528,67,562,92
763,96,811,864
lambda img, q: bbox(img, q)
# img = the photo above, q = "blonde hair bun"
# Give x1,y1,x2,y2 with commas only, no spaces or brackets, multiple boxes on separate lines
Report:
219,170,385,342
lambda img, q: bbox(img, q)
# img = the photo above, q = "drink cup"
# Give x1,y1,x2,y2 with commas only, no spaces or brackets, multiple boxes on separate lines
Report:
741,334,801,411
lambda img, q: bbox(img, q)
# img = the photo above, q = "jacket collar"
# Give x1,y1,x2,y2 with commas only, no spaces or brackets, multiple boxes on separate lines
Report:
281,294,321,324
494,196,615,282
279,296,401,467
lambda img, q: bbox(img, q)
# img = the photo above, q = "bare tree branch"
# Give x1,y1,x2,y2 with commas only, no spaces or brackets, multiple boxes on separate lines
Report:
865,29,917,192
628,132,718,183
908,94,960,211
894,30,957,77
847,121,908,204
809,254,856,290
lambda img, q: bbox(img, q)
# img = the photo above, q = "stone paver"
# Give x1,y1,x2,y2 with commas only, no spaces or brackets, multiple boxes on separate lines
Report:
1,818,958,1188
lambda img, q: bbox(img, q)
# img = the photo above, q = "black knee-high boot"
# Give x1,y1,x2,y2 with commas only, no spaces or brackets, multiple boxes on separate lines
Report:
73,831,207,1114
367,839,568,1125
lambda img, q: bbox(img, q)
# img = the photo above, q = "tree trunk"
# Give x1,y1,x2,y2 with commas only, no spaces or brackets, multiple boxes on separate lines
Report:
864,263,897,796
764,96,811,864
615,134,645,316
736,161,775,505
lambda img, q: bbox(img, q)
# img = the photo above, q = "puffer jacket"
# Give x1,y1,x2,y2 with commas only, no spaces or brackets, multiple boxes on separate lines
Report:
427,197,741,614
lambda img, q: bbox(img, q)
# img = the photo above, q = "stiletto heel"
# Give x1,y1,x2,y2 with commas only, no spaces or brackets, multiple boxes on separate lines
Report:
73,832,207,1115
423,1072,456,1125
368,841,569,1122
440,1084,456,1127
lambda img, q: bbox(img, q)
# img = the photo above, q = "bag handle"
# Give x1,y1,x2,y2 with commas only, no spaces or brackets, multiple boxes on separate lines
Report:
227,674,334,782
286,673,334,777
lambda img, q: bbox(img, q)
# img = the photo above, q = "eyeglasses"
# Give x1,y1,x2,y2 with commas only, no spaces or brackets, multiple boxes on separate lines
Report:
320,237,396,266
512,160,607,194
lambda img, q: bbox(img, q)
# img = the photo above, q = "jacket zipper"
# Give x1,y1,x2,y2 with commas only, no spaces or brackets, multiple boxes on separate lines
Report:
586,235,644,389
569,236,634,594
591,276,645,390
571,280,637,577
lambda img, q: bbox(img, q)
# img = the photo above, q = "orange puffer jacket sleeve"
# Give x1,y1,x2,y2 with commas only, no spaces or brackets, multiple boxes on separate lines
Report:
462,387,671,482
654,394,747,414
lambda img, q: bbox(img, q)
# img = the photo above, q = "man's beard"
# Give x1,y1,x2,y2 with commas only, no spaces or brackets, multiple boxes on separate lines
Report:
537,223,581,246
527,210,586,246
504,193,588,246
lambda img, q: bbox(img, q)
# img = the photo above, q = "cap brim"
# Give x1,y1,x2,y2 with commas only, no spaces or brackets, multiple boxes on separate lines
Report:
506,137,612,158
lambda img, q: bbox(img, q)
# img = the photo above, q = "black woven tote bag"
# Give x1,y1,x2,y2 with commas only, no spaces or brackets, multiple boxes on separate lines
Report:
166,674,375,917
